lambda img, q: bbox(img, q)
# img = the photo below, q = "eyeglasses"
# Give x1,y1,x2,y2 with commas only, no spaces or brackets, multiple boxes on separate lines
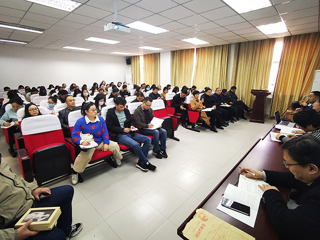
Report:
28,108,38,112
283,160,300,168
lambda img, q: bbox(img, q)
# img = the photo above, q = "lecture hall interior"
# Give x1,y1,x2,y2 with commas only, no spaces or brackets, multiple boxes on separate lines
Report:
0,0,320,239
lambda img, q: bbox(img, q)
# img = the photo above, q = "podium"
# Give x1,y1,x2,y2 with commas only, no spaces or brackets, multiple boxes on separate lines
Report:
250,90,271,123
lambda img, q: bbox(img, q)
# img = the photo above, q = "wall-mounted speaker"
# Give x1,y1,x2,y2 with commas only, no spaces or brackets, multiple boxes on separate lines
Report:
126,57,131,65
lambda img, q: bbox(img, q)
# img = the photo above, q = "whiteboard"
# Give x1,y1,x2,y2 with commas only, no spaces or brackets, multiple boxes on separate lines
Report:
311,70,320,91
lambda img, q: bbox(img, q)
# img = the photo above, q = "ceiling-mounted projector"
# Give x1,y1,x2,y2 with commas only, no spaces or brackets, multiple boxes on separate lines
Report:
104,21,130,33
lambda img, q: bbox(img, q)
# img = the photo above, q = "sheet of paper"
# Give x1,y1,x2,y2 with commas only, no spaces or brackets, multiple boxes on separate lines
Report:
144,117,164,130
217,184,260,228
1,122,15,129
202,107,216,112
79,141,98,149
270,132,282,142
220,104,231,107
238,174,266,198
279,126,299,134
183,208,255,240
275,124,298,131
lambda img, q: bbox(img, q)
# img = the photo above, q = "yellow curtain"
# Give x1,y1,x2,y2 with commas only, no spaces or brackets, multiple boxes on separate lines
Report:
143,53,160,85
193,45,230,90
171,49,195,87
231,39,275,108
131,56,140,85
271,33,320,116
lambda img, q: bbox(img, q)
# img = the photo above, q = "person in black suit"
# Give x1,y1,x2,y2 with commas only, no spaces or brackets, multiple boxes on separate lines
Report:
222,89,246,120
171,89,188,128
239,135,320,240
213,88,236,122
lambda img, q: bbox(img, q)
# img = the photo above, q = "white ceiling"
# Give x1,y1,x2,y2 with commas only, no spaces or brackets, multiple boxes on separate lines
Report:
0,0,319,56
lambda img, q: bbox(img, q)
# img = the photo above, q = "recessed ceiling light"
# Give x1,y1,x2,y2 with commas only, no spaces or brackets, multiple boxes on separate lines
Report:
256,21,288,35
0,22,43,34
63,46,91,51
0,39,27,44
26,0,81,12
181,38,209,45
139,46,163,51
223,0,272,14
112,52,131,55
85,37,120,44
127,21,169,34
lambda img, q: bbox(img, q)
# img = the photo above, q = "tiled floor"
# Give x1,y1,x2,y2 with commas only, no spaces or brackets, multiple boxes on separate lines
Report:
0,118,275,240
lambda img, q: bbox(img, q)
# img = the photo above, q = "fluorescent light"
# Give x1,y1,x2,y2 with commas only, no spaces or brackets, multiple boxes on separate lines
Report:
139,46,163,51
257,21,288,35
63,46,91,51
0,23,43,34
112,52,131,55
85,37,120,44
223,0,272,14
181,38,209,45
127,21,169,34
0,39,27,44
26,0,81,12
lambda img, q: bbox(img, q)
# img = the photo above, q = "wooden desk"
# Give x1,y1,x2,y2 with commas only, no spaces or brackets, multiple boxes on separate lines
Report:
177,128,290,240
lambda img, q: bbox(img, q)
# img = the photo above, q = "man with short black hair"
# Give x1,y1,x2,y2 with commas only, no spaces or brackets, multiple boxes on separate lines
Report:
213,88,237,122
68,86,76,95
171,90,189,128
108,87,119,99
296,91,320,111
58,90,68,103
240,135,320,240
120,85,130,98
4,87,10,91
134,97,168,159
149,87,161,100
58,96,80,137
227,86,251,112
106,97,156,172
131,92,144,103
222,88,246,120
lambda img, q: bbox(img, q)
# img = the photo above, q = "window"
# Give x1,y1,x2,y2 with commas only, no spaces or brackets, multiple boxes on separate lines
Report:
268,39,284,92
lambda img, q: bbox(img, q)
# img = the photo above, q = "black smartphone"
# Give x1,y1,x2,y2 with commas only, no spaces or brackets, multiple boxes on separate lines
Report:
39,193,51,200
221,197,250,216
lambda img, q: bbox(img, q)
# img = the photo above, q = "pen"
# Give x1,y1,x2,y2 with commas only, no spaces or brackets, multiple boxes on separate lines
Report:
239,167,256,176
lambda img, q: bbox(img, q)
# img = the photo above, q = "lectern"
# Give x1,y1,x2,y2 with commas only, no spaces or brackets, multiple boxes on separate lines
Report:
250,90,271,123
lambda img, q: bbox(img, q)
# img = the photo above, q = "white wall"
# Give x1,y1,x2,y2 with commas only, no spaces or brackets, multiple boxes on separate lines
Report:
0,45,128,89
160,51,171,87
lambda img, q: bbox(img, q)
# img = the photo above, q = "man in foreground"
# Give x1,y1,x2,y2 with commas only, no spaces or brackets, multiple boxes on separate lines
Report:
239,135,320,240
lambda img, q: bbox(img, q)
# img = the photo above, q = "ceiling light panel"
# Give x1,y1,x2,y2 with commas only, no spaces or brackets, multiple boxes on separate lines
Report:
139,46,163,51
127,21,169,34
27,0,81,12
0,39,28,44
256,21,288,34
63,46,91,51
181,38,209,45
111,52,131,55
223,0,272,14
0,22,44,34
85,37,120,44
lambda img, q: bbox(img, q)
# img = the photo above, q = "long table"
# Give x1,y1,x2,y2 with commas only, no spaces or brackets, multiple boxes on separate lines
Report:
177,126,290,240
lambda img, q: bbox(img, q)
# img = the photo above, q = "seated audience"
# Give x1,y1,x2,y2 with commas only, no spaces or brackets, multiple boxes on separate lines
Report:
221,88,246,120
313,98,320,112
131,92,144,103
172,86,179,94
140,83,146,91
134,87,142,96
81,89,89,101
71,102,122,184
296,91,320,111
0,98,24,157
73,89,81,97
94,93,106,115
239,135,320,240
133,97,168,159
90,87,98,96
160,87,168,106
157,85,162,90
47,96,57,114
26,87,38,102
3,86,10,91
277,109,320,142
106,97,156,172
171,89,189,128
0,90,21,117
58,90,68,103
0,155,83,240
149,87,161,100
190,90,224,132
117,82,122,88
227,86,251,112
120,85,130,98
23,103,42,119
58,96,80,137
144,85,150,92
213,88,236,122
109,88,119,99
38,87,47,97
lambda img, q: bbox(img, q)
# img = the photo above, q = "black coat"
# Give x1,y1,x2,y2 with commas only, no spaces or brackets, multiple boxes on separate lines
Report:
171,94,186,109
202,94,217,108
263,170,320,240
106,107,135,139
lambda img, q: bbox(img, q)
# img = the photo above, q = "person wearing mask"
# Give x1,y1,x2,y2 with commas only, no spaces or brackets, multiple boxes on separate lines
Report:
227,86,251,112
0,98,24,157
239,135,320,240
106,97,156,172
23,103,42,119
276,109,320,142
58,96,81,137
120,85,130,98
134,97,168,159
144,85,150,92
71,102,122,184
149,87,161,100
171,90,189,128
58,90,68,103
94,93,106,115
47,96,58,114
81,89,89,102
222,89,246,120
213,88,237,123
190,90,224,132
108,88,119,99
131,92,144,103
